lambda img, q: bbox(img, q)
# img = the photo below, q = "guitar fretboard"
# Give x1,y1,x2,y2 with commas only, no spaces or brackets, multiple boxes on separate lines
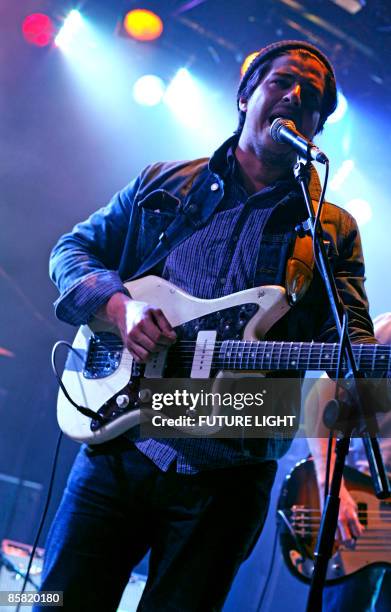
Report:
219,341,390,374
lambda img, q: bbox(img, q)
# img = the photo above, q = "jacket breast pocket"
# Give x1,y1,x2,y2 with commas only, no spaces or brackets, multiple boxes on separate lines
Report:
136,190,179,260
256,232,294,286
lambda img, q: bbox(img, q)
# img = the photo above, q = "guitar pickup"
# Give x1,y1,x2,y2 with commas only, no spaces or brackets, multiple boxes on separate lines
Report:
144,350,168,378
190,331,217,379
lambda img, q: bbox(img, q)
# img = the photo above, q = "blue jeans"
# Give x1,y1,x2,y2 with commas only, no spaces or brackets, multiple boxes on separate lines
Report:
323,568,390,611
35,440,276,611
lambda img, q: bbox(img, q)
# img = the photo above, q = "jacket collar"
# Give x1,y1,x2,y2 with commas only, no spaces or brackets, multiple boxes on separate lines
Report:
208,133,322,203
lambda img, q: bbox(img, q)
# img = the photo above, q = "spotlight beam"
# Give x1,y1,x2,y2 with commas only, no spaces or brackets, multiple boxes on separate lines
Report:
172,1,209,16
55,10,84,50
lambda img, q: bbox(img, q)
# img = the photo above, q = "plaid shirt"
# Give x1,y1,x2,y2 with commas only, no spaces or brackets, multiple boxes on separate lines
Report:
135,151,299,473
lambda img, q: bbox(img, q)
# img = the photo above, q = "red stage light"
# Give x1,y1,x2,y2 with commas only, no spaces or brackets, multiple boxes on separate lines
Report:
123,9,163,41
22,13,54,47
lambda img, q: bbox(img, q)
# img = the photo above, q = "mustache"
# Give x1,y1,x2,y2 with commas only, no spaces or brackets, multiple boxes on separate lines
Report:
269,111,301,127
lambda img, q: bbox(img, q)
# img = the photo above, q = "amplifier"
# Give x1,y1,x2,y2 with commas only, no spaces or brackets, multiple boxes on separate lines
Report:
0,540,146,611
0,540,43,611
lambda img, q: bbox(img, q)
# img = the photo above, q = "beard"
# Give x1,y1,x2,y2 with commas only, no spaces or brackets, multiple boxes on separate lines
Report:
252,138,297,169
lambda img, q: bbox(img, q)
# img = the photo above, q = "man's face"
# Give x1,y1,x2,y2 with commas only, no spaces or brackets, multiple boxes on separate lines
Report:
239,51,327,159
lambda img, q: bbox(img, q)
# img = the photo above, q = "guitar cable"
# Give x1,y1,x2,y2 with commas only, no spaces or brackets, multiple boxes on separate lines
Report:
15,339,103,609
51,341,104,423
14,429,63,612
324,429,334,501
255,521,281,612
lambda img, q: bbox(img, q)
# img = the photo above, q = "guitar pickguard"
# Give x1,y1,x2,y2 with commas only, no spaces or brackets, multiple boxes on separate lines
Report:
81,302,261,434
83,303,260,381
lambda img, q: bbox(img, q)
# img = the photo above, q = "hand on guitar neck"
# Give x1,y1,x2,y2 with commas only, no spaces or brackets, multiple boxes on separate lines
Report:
95,291,176,363
313,437,365,542
307,312,391,546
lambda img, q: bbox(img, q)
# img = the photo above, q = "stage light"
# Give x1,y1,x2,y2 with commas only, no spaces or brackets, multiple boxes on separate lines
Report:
329,159,355,191
22,13,54,47
327,91,348,124
240,51,260,77
164,68,205,126
55,10,84,51
123,9,163,41
133,75,166,106
330,0,365,15
344,198,372,226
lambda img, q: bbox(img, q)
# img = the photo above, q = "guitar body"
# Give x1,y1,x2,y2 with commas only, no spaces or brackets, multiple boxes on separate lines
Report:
57,275,389,445
278,458,391,583
58,276,290,444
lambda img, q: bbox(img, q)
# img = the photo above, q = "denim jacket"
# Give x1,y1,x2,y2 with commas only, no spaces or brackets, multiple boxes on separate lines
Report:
50,136,375,345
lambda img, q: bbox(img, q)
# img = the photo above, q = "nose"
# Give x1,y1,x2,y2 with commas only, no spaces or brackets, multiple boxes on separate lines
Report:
283,84,301,106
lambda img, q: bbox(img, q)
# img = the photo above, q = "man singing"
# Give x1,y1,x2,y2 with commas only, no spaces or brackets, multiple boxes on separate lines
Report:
38,40,377,611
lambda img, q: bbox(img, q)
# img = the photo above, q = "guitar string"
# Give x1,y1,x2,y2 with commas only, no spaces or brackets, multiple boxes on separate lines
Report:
290,521,391,525
289,510,391,514
88,355,387,366
86,347,386,361
288,508,391,512
291,525,390,536
86,343,388,356
85,342,389,371
86,355,388,371
84,337,389,345
86,346,388,360
85,339,389,351
290,531,390,536
290,510,389,514
83,338,389,350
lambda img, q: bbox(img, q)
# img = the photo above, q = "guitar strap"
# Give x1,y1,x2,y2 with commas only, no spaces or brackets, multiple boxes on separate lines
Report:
285,198,320,306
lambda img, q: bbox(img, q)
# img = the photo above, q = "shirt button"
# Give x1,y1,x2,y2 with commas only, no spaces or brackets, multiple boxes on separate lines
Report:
210,182,219,191
188,204,198,214
220,277,226,284
232,235,238,242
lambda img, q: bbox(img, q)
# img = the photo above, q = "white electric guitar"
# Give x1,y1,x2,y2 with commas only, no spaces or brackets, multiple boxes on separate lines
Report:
57,276,390,444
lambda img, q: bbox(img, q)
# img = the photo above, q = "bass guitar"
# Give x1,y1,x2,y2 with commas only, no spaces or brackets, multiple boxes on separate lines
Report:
277,458,391,583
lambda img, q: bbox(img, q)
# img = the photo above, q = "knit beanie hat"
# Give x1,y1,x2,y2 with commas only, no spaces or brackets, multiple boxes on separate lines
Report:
237,40,337,130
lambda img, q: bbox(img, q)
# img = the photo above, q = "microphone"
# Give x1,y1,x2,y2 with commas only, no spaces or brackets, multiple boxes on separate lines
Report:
270,118,328,164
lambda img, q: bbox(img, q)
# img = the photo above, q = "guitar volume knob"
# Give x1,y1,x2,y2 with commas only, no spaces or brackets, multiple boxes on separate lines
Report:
116,394,130,408
138,389,152,403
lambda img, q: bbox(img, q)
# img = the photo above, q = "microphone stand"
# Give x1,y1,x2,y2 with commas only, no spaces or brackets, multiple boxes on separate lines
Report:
293,157,390,612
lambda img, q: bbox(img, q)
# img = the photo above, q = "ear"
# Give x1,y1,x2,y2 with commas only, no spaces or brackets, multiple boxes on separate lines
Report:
238,96,247,112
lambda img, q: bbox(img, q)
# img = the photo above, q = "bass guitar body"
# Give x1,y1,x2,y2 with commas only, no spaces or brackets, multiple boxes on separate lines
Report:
278,458,391,584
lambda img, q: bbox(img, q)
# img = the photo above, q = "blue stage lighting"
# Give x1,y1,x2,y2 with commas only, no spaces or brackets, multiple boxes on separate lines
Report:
327,90,348,124
133,75,166,106
164,68,205,126
344,198,372,226
330,159,355,191
55,10,84,51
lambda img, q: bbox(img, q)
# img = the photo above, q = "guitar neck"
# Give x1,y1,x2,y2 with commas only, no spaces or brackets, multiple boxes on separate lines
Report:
218,341,390,374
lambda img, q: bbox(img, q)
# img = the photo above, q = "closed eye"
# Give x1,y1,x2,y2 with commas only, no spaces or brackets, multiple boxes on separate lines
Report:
271,78,290,88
